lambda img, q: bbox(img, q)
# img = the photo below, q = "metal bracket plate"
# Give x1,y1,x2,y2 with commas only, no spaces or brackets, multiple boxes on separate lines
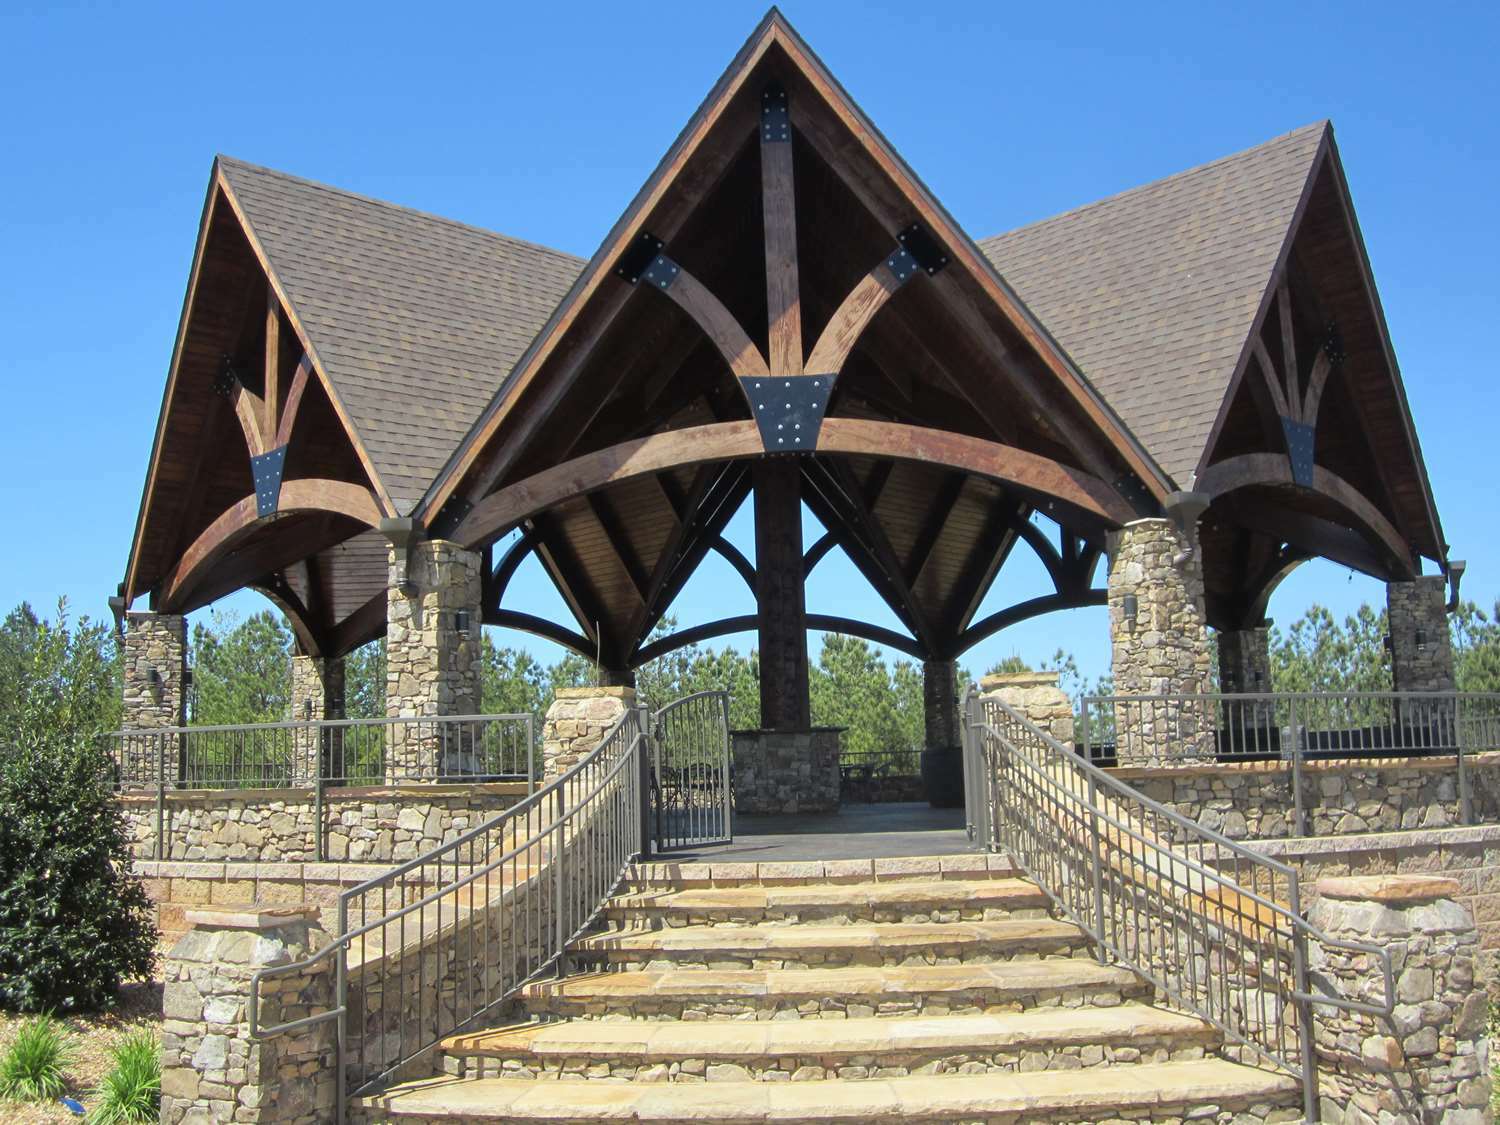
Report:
895,223,950,276
251,445,288,518
1322,321,1345,366
614,232,665,284
429,495,474,541
761,85,790,143
639,253,680,291
1281,417,1316,487
213,355,238,397
739,374,837,452
1110,474,1157,517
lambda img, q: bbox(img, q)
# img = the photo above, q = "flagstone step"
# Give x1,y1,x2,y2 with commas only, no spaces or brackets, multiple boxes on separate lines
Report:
520,958,1149,1020
571,918,1090,969
355,1058,1301,1122
623,853,1018,892
438,1003,1219,1081
604,878,1052,927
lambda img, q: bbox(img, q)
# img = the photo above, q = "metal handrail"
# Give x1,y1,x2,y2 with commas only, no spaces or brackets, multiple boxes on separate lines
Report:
965,691,1394,1122
1078,690,1500,834
248,705,650,1123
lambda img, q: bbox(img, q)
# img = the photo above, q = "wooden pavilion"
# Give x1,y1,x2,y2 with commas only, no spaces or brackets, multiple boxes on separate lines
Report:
118,11,1452,804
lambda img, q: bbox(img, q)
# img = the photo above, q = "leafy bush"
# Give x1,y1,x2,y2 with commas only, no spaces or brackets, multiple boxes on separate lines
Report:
0,1013,73,1102
0,606,156,1013
88,1028,159,1123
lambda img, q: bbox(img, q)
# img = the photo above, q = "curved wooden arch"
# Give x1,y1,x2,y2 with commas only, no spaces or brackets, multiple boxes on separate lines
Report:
453,419,1135,549
713,538,756,592
631,611,924,666
249,582,322,658
161,479,384,611
805,263,902,374
486,609,595,658
954,589,1108,655
1196,453,1413,577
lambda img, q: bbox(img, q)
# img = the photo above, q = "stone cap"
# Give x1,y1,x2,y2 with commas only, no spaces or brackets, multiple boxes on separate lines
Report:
184,904,321,931
980,671,1060,692
554,685,636,701
1316,875,1461,905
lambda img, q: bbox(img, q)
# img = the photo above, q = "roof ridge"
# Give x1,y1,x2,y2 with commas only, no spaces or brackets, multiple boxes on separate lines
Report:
215,154,586,268
978,121,1328,247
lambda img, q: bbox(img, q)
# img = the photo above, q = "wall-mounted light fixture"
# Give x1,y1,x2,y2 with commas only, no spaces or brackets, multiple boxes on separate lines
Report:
454,610,471,633
1122,593,1138,633
1416,629,1428,651
303,698,315,720
182,668,194,691
144,664,161,702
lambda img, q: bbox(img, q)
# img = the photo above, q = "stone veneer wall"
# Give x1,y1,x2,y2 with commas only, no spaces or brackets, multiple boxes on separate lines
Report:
1217,625,1272,693
1388,575,1456,694
385,539,482,780
1107,519,1213,765
118,782,526,864
1114,752,1500,842
540,686,636,779
731,728,842,814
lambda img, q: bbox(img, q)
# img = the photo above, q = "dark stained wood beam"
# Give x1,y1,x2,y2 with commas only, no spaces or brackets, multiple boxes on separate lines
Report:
805,262,903,375
160,479,384,610
252,578,322,658
761,83,803,375
489,529,536,607
629,466,724,643
640,465,753,641
1302,348,1334,427
655,264,770,380
487,609,594,658
326,591,388,659
273,355,313,448
632,611,923,666
956,589,1107,654
263,282,281,440
527,513,607,651
1196,452,1414,577
1277,279,1299,413
803,529,839,577
1251,336,1293,420
452,419,1134,550
753,459,811,729
713,537,756,591
948,498,1030,640
905,473,965,586
1209,493,1386,578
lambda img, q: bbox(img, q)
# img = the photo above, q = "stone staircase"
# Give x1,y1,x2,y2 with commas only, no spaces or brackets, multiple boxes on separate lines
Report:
354,854,1302,1123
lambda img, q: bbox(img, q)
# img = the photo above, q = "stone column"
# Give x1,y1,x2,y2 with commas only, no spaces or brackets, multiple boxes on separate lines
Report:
1108,517,1213,765
1217,624,1271,694
385,539,482,781
1388,575,1455,693
289,654,345,782
160,905,335,1124
120,611,188,787
541,686,636,780
753,459,811,731
1308,875,1490,1123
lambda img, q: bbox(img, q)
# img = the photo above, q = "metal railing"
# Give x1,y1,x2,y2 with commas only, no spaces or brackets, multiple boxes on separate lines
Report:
964,691,1394,1122
651,691,732,850
249,705,651,1123
105,713,536,861
1078,691,1500,834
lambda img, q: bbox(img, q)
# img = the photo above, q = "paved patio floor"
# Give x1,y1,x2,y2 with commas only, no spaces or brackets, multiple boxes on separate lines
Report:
663,801,971,862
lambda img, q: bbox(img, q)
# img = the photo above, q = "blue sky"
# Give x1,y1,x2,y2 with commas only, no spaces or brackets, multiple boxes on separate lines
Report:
2,1,1495,686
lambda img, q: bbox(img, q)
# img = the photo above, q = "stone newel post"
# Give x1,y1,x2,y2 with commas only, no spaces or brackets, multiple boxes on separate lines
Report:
541,686,637,780
385,539,483,781
1108,515,1213,766
979,671,1075,745
161,905,335,1125
1308,875,1490,1123
123,611,188,729
289,653,345,782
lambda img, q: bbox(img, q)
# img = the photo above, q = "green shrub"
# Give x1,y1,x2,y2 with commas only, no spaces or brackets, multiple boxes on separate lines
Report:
0,608,156,1013
88,1028,159,1123
0,1013,73,1102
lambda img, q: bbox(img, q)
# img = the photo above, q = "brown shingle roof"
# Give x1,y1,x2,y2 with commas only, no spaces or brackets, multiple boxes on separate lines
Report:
218,157,584,512
979,122,1327,486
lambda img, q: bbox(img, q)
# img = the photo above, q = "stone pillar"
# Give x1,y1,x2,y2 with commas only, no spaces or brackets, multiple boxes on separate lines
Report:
731,728,841,814
1308,875,1490,1123
160,905,335,1124
1108,517,1213,765
123,611,188,729
922,660,961,752
753,459,811,731
541,686,636,780
385,539,482,781
1388,575,1455,694
1217,625,1271,694
289,654,345,782
979,671,1076,745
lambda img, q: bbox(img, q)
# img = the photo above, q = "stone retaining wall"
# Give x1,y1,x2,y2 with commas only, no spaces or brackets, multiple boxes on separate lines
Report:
731,727,842,814
1114,752,1500,841
118,782,526,864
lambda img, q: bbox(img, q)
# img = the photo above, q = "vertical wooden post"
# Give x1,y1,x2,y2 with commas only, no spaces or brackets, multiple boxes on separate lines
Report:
761,83,802,376
754,460,810,731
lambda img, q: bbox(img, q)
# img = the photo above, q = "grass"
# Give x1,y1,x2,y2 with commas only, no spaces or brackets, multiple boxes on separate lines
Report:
0,981,161,1124
86,1029,158,1124
0,1015,73,1103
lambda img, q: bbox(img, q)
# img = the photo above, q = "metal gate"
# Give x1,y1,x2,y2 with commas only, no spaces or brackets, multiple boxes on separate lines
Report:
652,690,732,850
